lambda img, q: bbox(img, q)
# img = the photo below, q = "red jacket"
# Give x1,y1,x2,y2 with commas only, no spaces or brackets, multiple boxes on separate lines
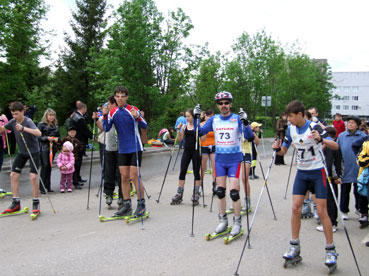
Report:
333,120,346,137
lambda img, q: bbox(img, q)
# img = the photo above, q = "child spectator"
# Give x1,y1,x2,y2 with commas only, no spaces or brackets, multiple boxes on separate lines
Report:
332,113,345,137
57,141,75,193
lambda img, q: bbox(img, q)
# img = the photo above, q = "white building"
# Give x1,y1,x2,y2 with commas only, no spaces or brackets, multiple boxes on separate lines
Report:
330,72,369,119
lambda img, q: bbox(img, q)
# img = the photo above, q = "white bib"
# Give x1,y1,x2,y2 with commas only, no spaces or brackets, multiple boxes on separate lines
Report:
212,114,241,154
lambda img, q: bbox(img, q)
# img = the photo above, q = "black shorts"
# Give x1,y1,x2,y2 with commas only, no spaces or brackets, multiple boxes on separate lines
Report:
12,152,40,174
201,145,215,154
118,152,142,167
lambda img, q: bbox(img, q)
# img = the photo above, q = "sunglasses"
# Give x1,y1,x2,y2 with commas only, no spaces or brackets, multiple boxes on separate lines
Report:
218,101,230,106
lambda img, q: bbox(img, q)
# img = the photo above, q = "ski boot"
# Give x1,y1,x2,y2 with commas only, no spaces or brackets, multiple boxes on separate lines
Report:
241,197,252,214
224,216,243,244
359,214,369,229
105,195,113,207
283,240,302,268
31,199,40,220
206,213,231,241
170,188,183,205
1,198,21,214
325,247,338,275
126,199,149,223
313,202,320,224
113,199,132,217
301,199,313,219
117,198,123,209
191,189,200,206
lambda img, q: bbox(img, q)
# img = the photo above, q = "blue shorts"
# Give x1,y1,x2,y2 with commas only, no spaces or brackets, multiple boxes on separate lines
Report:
201,145,215,155
242,153,251,163
215,161,241,178
293,169,327,199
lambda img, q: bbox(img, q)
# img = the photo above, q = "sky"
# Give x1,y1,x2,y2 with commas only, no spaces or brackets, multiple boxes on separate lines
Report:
43,0,369,72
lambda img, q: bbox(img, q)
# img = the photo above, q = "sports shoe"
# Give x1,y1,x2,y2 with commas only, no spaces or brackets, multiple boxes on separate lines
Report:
2,199,21,214
105,195,113,205
32,199,40,214
316,225,337,233
60,189,65,193
67,188,72,193
341,213,349,220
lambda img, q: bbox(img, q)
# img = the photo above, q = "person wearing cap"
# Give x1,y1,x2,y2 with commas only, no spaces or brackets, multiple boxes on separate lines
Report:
249,122,262,179
194,91,254,238
337,115,367,220
57,126,84,189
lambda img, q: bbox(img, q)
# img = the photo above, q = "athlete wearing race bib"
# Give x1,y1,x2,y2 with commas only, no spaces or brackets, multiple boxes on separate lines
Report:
272,101,339,270
195,91,254,239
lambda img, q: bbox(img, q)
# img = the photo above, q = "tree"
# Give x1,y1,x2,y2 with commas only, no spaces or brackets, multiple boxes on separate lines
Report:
0,0,50,113
56,0,107,122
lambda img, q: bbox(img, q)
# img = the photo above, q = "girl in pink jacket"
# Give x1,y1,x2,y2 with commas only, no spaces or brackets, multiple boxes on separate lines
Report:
57,141,75,192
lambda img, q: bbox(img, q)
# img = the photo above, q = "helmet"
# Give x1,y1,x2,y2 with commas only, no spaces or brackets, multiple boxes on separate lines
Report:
214,91,233,103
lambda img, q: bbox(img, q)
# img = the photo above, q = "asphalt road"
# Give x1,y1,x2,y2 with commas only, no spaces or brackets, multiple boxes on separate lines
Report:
0,142,368,276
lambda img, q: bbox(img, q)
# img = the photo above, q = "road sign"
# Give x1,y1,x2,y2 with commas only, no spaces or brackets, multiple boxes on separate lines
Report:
261,96,272,107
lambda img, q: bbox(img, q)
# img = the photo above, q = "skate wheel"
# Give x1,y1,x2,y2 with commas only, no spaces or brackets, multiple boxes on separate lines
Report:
328,265,336,275
99,216,104,222
205,234,211,241
31,214,36,220
283,262,287,269
24,207,29,213
224,238,229,245
126,219,130,224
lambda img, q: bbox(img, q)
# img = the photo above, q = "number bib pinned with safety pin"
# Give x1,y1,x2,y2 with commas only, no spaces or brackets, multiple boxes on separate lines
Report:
213,114,241,154
290,122,324,170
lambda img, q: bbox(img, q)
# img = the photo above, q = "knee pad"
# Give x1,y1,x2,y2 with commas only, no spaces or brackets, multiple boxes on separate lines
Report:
216,186,226,199
230,189,240,202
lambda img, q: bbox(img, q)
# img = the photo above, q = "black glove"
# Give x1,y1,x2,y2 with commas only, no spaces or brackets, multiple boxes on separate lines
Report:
194,104,201,118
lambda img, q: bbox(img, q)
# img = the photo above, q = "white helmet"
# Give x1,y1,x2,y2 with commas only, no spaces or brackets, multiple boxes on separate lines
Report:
214,91,233,103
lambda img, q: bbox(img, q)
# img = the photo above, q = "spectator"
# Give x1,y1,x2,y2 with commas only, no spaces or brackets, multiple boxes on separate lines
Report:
38,108,60,194
163,127,175,145
174,111,187,149
24,105,37,119
56,141,75,193
332,113,346,137
0,113,10,172
360,118,369,135
337,115,367,220
250,122,261,179
4,101,16,154
308,106,327,128
275,113,287,165
70,102,93,188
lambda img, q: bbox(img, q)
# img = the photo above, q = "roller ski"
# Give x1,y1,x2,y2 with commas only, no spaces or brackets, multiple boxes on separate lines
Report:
0,199,29,217
325,247,338,275
170,188,183,205
30,199,40,220
129,180,136,197
224,216,244,245
126,199,149,224
99,214,132,222
205,213,231,241
301,199,313,219
0,189,12,198
283,241,302,268
241,198,252,214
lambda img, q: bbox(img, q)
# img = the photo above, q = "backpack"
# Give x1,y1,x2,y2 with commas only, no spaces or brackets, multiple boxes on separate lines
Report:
357,167,369,197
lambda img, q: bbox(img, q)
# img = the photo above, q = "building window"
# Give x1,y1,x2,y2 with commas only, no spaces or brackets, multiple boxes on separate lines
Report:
343,86,350,92
335,105,340,110
352,96,358,101
342,96,349,100
352,86,359,92
343,105,349,110
352,106,359,110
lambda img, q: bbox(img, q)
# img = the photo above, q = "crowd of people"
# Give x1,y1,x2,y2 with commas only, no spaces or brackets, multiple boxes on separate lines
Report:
0,87,368,271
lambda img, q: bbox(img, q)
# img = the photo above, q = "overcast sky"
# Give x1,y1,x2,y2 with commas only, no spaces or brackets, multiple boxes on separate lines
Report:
44,0,369,72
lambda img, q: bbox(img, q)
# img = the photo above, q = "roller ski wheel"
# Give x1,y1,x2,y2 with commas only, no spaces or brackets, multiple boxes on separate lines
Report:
0,191,12,198
170,192,183,205
0,207,29,217
112,192,119,200
187,170,193,174
301,212,314,219
125,211,149,224
223,227,244,245
283,255,302,268
99,214,132,222
205,169,212,174
205,226,232,241
31,211,40,220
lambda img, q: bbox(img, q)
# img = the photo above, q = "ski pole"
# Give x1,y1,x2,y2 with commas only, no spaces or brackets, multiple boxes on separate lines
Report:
190,104,201,237
134,121,145,230
234,144,278,276
156,132,179,203
310,125,362,276
284,148,296,199
198,121,206,208
87,119,96,210
20,133,56,214
5,132,12,168
97,127,106,216
254,143,277,221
